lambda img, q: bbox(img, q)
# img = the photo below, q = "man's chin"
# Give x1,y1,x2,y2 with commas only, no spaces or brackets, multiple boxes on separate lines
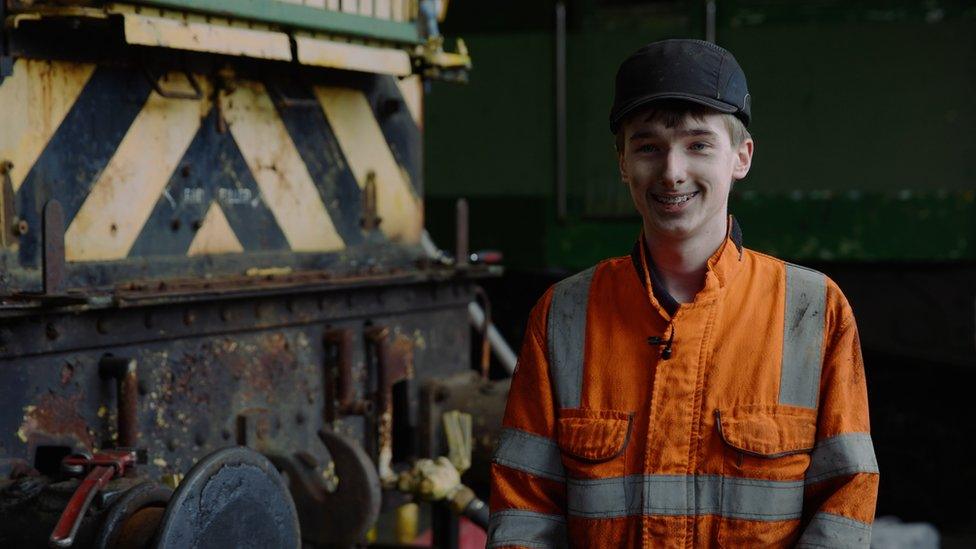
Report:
643,217,696,241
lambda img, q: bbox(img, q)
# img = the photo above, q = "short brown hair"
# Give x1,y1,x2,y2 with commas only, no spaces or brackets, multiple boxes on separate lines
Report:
614,101,750,152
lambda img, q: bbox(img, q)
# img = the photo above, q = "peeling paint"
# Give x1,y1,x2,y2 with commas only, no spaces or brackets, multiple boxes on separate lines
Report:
17,394,93,448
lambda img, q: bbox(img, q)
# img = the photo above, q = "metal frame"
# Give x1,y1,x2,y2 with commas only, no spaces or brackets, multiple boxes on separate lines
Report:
128,0,422,44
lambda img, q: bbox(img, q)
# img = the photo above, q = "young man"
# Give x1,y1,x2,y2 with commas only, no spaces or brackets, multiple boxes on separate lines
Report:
488,40,879,547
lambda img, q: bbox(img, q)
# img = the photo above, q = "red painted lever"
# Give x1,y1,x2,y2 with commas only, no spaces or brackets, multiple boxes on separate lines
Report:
49,450,136,547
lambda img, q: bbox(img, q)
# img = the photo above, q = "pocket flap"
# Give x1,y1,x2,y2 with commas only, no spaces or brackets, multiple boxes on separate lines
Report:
557,409,633,461
716,405,817,458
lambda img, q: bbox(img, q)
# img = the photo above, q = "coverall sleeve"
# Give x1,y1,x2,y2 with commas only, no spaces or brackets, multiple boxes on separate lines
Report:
797,305,880,548
488,291,569,549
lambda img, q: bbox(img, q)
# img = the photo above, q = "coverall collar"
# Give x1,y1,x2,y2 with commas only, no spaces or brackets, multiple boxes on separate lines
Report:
632,216,744,318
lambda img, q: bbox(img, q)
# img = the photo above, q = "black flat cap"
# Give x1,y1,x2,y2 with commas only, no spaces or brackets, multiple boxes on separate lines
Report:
609,39,751,134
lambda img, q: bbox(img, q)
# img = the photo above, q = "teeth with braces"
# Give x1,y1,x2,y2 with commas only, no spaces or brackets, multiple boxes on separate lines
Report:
654,192,698,204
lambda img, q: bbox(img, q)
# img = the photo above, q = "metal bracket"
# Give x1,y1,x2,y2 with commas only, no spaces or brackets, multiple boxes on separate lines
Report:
0,160,25,248
324,328,371,420
360,171,382,232
268,80,320,109
42,199,66,295
365,326,414,485
142,66,203,100
99,355,140,448
412,36,471,83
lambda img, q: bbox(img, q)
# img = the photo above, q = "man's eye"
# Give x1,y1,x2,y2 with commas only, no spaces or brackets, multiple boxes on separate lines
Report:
689,142,710,151
636,144,658,153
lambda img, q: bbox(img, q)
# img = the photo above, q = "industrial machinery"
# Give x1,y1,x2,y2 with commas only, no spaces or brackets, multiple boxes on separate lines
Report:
0,1,500,547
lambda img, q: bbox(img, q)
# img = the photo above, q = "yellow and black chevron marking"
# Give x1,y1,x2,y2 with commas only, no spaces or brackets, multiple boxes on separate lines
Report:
1,59,424,266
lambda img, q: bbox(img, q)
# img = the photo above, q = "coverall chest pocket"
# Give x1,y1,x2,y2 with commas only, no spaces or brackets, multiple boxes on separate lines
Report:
715,405,816,473
556,409,633,480
715,405,817,547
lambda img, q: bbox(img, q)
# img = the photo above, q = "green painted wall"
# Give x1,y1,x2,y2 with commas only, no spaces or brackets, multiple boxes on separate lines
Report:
425,1,976,270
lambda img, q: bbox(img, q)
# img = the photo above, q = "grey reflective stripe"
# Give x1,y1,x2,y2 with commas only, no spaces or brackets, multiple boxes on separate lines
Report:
492,428,565,482
547,266,596,410
487,509,568,549
780,264,827,408
566,474,804,521
805,433,879,484
797,512,872,549
566,475,643,519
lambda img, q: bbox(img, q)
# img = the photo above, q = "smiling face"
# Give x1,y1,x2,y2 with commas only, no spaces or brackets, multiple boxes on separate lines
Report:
618,106,754,244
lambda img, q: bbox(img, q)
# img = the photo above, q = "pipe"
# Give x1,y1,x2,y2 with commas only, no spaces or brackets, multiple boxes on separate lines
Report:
455,198,469,267
705,0,717,43
468,302,517,374
554,1,568,221
420,230,518,374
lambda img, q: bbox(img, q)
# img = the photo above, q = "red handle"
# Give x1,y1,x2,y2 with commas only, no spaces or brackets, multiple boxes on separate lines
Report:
49,450,136,547
49,465,116,547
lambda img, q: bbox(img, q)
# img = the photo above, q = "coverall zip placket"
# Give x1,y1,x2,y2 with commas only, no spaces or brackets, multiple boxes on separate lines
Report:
637,237,724,548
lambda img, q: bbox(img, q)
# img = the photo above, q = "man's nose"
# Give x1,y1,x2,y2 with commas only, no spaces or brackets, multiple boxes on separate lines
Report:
661,150,687,187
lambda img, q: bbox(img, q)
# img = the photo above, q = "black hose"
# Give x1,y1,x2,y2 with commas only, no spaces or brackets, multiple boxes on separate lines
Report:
462,497,490,530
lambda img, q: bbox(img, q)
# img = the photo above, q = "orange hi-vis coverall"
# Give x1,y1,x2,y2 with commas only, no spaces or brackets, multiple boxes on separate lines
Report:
488,220,879,548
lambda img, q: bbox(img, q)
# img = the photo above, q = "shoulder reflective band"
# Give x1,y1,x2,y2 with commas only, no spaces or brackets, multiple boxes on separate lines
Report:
487,509,568,549
566,474,805,521
547,266,596,410
797,512,872,549
780,264,827,408
493,427,565,482
805,433,879,485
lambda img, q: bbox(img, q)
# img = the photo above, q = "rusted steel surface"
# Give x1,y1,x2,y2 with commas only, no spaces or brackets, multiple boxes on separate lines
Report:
455,197,468,268
98,356,139,448
0,276,476,360
366,325,416,484
324,328,371,419
41,199,66,295
16,393,95,453
0,278,474,488
271,429,381,545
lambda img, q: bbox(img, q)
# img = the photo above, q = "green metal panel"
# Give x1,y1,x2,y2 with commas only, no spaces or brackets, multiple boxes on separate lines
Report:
544,191,976,272
130,0,421,44
424,1,976,268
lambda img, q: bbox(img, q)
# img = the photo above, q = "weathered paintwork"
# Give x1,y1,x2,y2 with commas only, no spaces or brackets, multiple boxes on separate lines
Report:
0,55,425,292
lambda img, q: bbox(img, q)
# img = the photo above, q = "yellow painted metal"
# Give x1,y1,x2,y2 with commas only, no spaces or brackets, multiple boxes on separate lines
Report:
65,72,211,262
314,85,423,244
7,3,467,80
417,36,471,79
396,75,423,128
1,58,426,262
394,503,419,543
121,12,292,60
223,81,346,253
374,0,391,20
359,0,373,17
0,60,96,192
295,34,412,76
187,203,245,256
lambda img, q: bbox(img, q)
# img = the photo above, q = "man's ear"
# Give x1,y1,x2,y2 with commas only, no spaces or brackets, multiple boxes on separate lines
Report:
732,138,754,181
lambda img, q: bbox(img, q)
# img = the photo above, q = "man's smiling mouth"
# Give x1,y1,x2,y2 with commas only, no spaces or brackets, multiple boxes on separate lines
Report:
651,191,700,204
